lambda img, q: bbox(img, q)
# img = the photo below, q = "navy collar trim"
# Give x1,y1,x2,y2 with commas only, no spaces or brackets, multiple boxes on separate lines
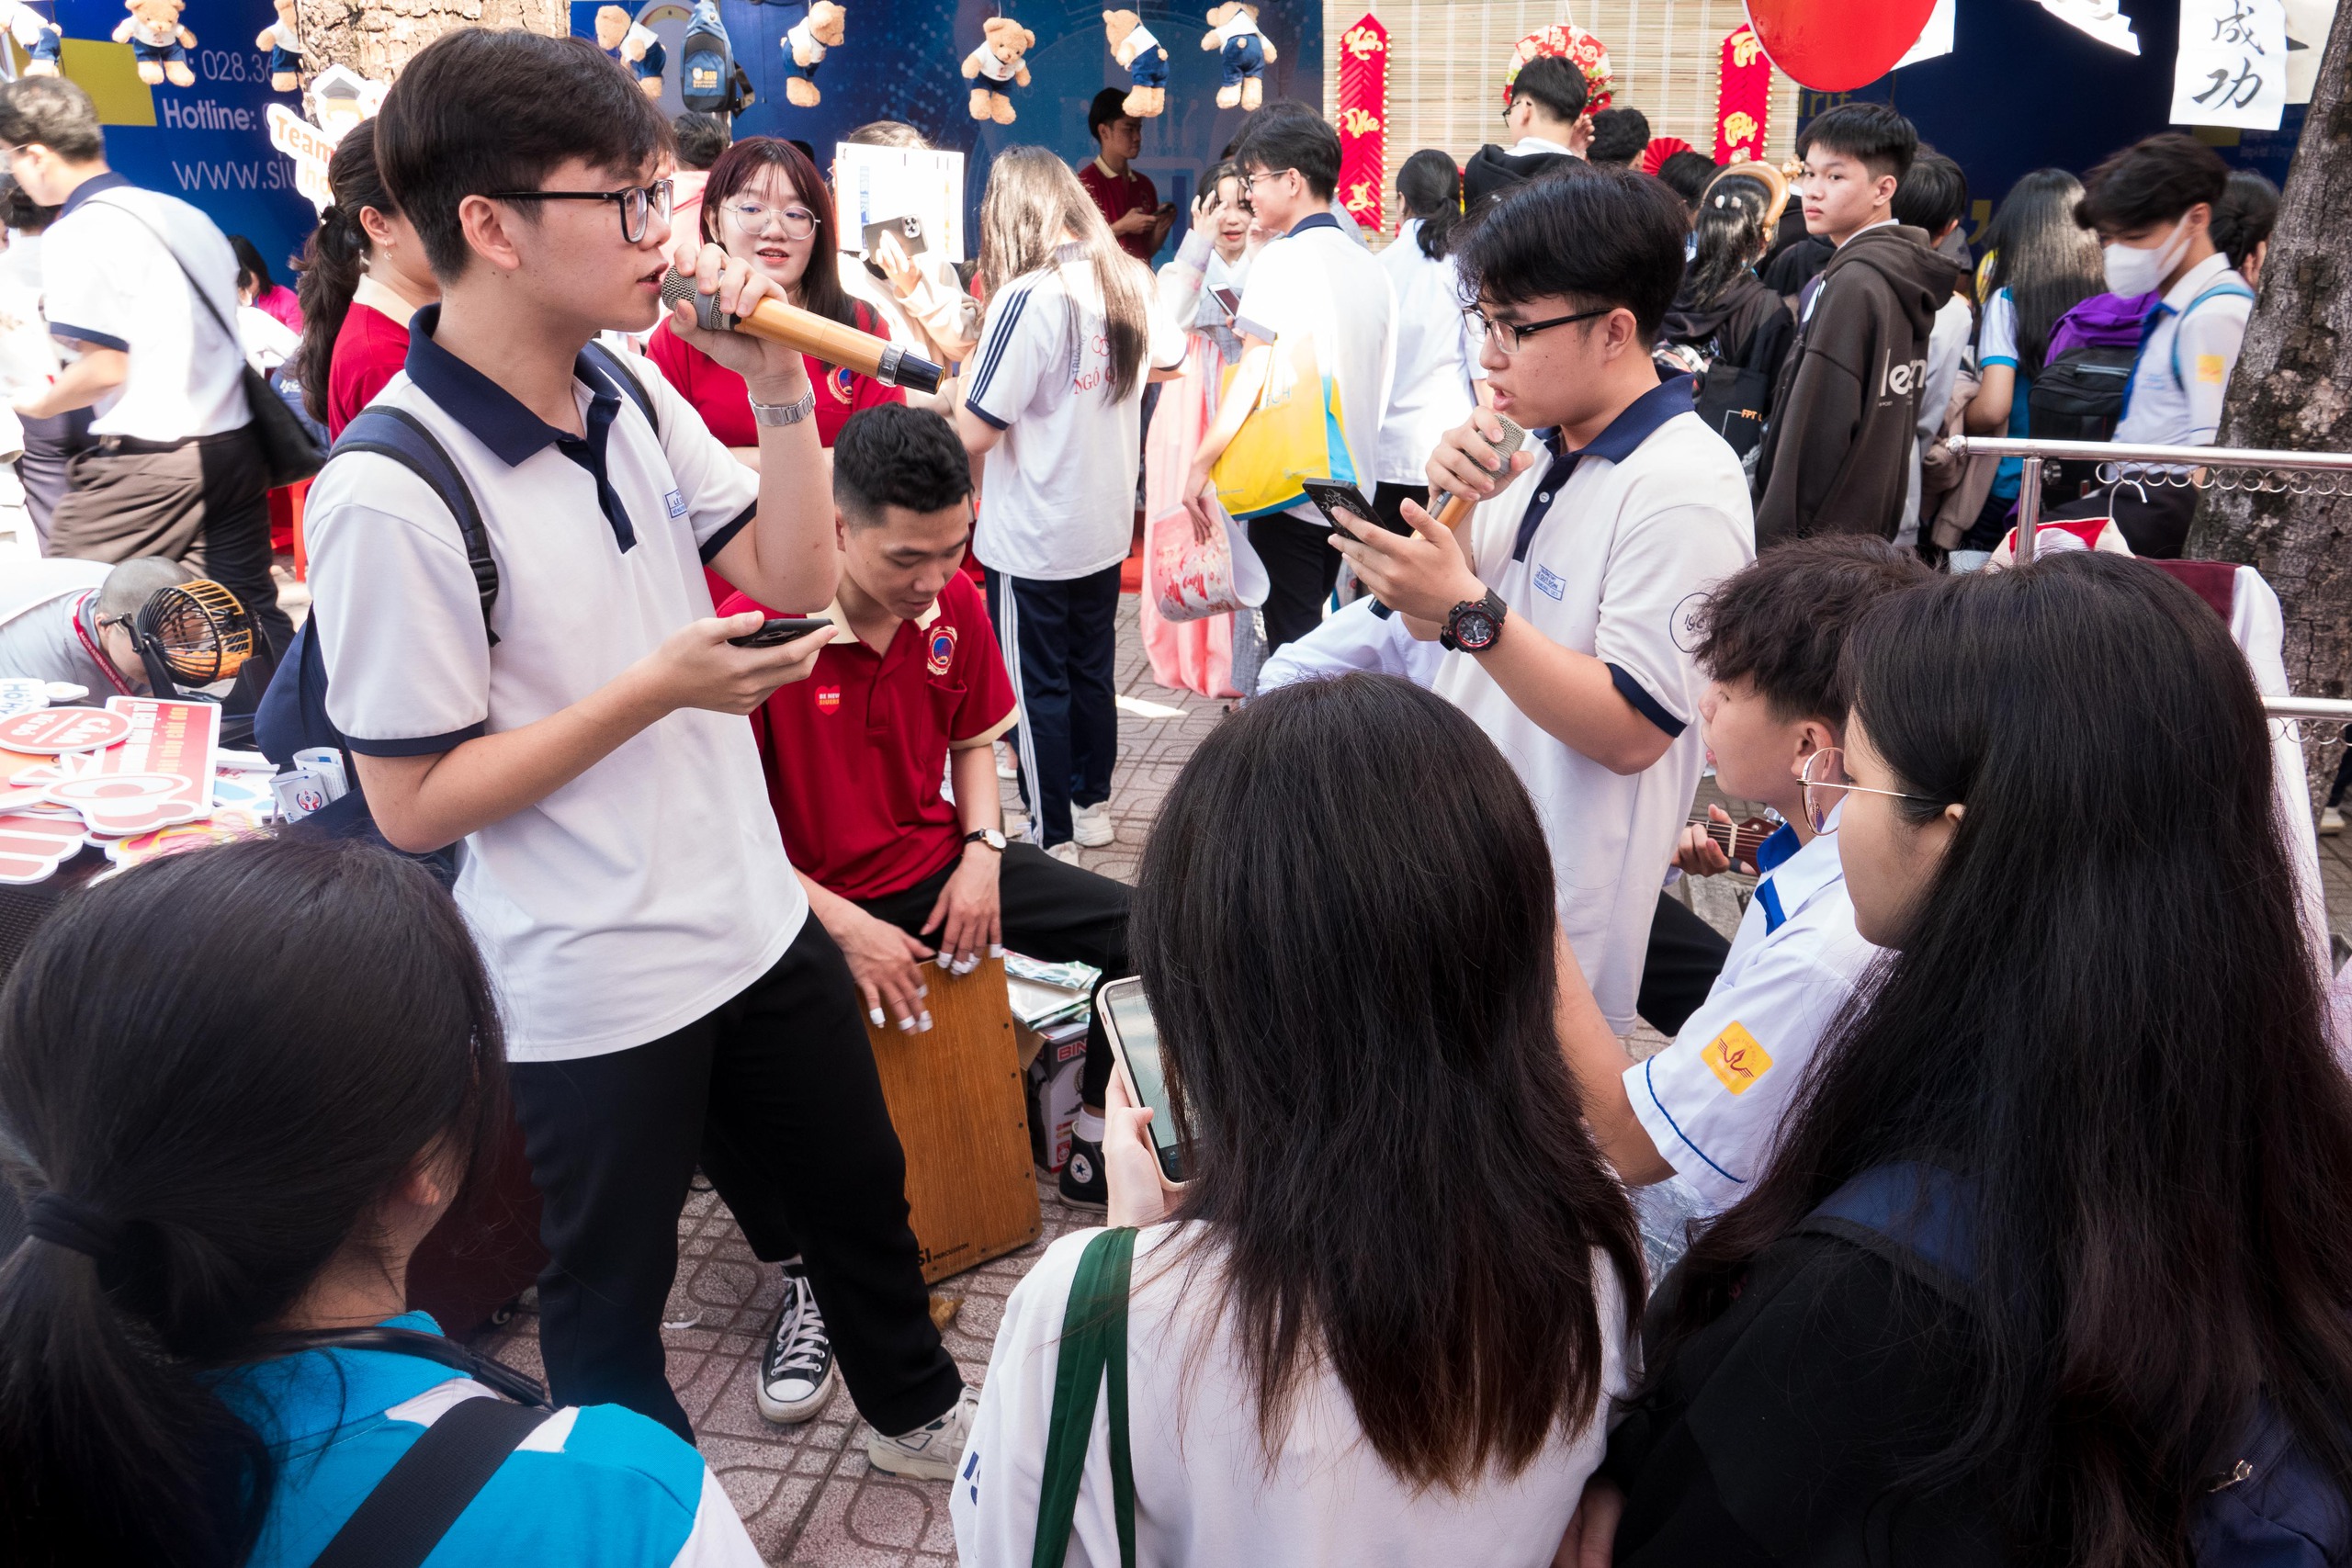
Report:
1286,211,1344,239
58,170,131,219
1513,374,1692,560
401,304,623,469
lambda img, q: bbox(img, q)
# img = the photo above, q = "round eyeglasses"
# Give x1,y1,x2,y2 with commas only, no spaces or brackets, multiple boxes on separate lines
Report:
720,200,819,240
483,177,675,244
1799,747,1946,835
1462,304,1611,355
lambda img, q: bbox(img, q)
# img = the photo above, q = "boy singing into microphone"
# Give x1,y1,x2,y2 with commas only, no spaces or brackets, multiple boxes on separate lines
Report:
300,29,973,1473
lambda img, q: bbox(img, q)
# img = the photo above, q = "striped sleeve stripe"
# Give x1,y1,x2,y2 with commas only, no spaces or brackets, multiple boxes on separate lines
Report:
966,282,1036,410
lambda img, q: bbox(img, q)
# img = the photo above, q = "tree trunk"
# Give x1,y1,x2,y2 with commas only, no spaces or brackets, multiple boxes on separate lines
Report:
295,0,567,88
2187,0,2352,819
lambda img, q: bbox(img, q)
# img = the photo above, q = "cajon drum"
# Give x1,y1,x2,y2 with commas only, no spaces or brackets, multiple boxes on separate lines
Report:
866,955,1042,1282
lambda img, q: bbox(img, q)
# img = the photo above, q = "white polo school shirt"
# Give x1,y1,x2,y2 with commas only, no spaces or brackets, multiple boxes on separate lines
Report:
40,172,249,442
1627,813,1883,1213
966,244,1184,581
303,307,805,1063
2113,251,2253,450
1433,377,1754,1032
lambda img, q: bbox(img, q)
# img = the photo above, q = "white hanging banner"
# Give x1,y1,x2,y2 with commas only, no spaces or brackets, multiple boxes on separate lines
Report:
2040,0,2142,53
1895,0,1957,67
2172,0,2288,128
2285,0,2337,102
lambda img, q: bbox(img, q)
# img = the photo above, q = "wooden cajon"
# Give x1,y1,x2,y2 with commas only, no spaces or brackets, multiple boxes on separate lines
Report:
865,955,1041,1282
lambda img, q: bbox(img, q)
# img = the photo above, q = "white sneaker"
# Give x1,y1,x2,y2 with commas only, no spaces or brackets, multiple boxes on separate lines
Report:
754,1262,838,1426
2323,807,2345,837
995,742,1017,781
1071,801,1114,848
1046,840,1083,866
867,1385,978,1481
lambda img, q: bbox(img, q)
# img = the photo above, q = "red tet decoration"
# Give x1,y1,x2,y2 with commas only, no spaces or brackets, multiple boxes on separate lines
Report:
1639,135,1693,176
1502,23,1612,113
1336,13,1388,234
1715,24,1773,164
1743,0,1936,91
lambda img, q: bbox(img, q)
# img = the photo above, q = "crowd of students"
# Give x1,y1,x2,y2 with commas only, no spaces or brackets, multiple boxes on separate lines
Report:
0,22,2345,1568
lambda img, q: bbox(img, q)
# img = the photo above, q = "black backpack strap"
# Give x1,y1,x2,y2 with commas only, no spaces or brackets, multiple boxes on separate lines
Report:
308,1396,552,1568
334,406,500,647
582,340,661,437
1801,1161,1980,1302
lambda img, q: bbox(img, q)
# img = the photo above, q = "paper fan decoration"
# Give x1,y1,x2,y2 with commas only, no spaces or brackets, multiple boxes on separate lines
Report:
1502,24,1612,113
1640,136,1694,176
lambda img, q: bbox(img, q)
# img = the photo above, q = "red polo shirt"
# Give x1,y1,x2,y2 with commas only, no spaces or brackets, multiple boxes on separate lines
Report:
326,301,412,440
723,570,1017,901
1078,158,1159,264
646,307,903,451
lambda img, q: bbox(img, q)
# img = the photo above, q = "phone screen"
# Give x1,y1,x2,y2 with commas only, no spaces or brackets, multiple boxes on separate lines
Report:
1208,285,1240,316
1300,479,1407,537
1098,978,1184,1183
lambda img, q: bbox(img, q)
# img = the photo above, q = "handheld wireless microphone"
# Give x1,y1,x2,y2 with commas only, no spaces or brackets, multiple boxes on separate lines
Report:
1429,414,1530,529
659,270,946,394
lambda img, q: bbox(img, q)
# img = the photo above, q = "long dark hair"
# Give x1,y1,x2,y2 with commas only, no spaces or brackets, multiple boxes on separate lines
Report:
698,135,858,349
0,838,507,1566
1396,147,1462,260
1652,554,2352,1566
294,118,390,423
1982,168,2104,376
1131,674,1644,1488
1683,168,1773,308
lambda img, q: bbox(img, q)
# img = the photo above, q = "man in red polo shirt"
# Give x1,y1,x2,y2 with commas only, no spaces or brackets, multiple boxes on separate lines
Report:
723,403,1127,1221
1077,87,1171,264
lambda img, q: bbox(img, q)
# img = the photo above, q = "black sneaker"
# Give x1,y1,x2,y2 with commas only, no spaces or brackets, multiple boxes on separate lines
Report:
1058,1132,1108,1212
755,1261,838,1426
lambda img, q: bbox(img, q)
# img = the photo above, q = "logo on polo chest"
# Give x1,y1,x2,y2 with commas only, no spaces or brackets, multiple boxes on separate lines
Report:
814,686,842,715
926,625,957,677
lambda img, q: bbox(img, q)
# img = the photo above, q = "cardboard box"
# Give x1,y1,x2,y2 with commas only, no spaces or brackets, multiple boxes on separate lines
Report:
1023,1017,1090,1172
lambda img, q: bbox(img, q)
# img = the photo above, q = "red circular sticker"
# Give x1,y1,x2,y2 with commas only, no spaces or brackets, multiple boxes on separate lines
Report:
0,706,132,753
1745,0,1939,90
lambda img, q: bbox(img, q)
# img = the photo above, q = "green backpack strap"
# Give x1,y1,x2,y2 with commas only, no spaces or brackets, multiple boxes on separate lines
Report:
1030,1226,1138,1568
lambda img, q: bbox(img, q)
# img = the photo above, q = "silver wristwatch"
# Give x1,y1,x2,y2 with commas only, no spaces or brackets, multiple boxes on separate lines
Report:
749,389,818,427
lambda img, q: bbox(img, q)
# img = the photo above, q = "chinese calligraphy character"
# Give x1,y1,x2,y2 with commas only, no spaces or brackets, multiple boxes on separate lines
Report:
2194,59,2264,107
1341,24,1385,59
1730,27,1763,67
1344,180,1375,212
2212,1,2264,48
1723,109,1759,147
1340,107,1382,137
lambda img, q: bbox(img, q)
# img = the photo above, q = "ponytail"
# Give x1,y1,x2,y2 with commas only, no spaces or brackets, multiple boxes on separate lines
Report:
1685,174,1772,308
1396,148,1462,262
0,838,506,1565
295,119,391,424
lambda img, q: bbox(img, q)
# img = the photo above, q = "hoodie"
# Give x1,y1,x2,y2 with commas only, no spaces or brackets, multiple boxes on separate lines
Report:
1750,223,1962,547
1462,141,1582,209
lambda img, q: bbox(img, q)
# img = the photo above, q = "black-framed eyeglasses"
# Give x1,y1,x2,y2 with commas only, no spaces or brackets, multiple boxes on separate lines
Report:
1463,304,1611,355
482,178,674,243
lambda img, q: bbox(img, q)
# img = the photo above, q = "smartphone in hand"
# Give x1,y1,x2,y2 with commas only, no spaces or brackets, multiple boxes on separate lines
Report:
729,615,833,649
1098,976,1186,1183
1300,478,1408,538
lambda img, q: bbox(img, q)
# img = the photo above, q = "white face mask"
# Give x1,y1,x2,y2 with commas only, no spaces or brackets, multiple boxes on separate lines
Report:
2102,217,2191,298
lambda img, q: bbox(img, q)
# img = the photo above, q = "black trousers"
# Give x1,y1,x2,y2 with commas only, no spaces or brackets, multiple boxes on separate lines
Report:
986,564,1121,848
47,425,292,668
1250,510,1342,652
508,919,961,1445
1636,891,1733,1038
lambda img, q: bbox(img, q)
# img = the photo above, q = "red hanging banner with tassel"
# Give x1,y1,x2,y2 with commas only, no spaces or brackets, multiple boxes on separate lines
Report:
1715,22,1773,165
1336,13,1388,234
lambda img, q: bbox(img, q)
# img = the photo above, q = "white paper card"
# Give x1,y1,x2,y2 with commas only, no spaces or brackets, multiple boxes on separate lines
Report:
2041,0,2142,53
832,143,967,264
2173,0,2289,127
1897,0,1959,68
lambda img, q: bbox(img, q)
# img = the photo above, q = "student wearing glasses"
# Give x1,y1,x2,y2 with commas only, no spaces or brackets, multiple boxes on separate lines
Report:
1554,537,1928,1217
647,136,902,466
300,31,973,1476
1339,169,1753,1048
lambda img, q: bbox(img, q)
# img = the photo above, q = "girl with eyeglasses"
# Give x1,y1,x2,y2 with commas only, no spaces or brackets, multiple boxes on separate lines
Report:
646,136,902,468
1574,553,2352,1567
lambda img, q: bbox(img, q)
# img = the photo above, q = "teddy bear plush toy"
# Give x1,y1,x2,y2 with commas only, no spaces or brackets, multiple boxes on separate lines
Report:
960,16,1034,124
2,2,62,77
594,4,667,98
254,0,302,93
1200,2,1273,110
115,0,197,87
783,0,844,107
1102,10,1167,118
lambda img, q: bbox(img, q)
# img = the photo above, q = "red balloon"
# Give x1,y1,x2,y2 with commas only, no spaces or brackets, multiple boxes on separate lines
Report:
1744,0,1939,91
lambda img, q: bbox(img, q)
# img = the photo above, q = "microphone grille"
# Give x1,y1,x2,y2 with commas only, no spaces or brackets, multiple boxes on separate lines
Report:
659,269,732,331
1481,414,1527,465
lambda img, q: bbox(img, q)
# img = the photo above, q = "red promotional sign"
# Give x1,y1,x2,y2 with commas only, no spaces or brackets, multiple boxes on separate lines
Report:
0,706,130,753
1743,0,1936,91
1336,14,1387,234
1715,24,1774,165
33,698,220,836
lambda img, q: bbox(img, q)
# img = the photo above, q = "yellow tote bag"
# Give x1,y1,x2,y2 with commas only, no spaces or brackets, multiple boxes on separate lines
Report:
1211,334,1358,520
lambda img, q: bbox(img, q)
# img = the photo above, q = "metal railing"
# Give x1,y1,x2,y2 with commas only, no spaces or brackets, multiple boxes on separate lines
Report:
1944,437,2352,727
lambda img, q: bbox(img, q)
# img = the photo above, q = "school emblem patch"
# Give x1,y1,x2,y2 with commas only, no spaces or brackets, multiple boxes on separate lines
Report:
1702,1021,1773,1095
814,686,842,715
926,625,957,677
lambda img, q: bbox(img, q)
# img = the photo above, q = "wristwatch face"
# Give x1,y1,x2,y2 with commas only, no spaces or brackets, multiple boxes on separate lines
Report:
1454,608,1499,650
970,828,1007,852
